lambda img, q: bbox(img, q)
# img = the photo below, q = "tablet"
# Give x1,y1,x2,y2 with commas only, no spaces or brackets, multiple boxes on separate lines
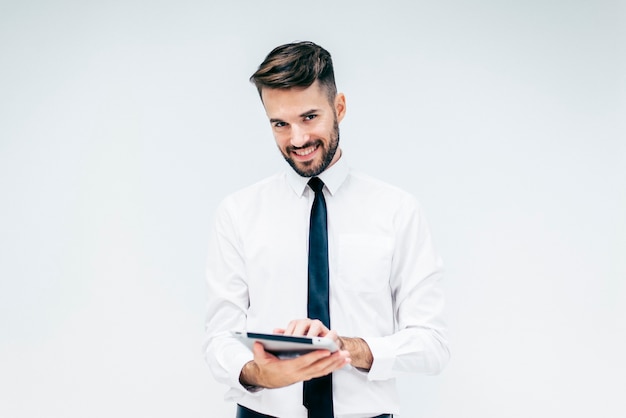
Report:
232,331,339,358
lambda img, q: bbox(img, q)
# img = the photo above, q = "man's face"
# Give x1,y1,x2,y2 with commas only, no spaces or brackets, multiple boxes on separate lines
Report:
261,81,346,177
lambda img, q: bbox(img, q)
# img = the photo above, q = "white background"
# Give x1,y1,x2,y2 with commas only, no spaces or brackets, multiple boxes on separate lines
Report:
1,1,624,417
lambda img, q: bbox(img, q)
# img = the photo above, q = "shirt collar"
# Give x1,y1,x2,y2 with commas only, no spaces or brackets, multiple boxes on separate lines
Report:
285,150,349,197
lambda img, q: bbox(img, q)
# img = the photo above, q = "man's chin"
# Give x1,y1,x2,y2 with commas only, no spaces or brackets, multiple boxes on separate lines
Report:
289,159,322,177
295,166,321,178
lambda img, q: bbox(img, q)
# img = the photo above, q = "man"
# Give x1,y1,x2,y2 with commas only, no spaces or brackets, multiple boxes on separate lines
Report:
205,41,449,418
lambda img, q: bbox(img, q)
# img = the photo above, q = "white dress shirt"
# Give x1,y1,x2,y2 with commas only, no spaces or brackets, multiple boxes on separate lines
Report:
204,154,449,417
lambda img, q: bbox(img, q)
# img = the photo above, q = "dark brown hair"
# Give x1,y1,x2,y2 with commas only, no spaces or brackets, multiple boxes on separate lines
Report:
250,41,337,102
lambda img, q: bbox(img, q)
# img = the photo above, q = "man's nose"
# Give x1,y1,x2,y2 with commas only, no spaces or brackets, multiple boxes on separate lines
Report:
290,125,310,147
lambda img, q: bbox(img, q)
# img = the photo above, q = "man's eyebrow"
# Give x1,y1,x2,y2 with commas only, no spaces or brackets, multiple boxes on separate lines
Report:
300,109,320,117
269,109,320,124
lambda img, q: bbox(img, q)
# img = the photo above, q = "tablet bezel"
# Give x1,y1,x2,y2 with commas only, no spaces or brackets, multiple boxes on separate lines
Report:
231,331,339,358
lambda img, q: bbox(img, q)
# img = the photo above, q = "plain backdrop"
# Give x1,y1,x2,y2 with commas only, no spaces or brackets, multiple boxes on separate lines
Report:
1,1,625,417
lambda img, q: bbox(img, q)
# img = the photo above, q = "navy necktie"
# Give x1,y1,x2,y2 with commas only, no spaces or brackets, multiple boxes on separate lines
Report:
303,177,333,418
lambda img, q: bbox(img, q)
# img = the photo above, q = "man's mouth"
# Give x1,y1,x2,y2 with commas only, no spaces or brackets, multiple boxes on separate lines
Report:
291,143,319,158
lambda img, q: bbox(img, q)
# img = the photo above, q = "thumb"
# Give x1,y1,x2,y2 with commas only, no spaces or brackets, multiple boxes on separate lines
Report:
252,341,278,361
252,341,266,356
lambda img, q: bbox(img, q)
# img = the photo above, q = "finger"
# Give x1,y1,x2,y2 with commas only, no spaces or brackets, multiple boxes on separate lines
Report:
273,328,285,334
325,329,340,345
285,318,311,336
306,319,331,337
292,349,333,367
338,350,351,361
305,320,325,337
252,341,266,359
319,350,351,370
252,341,265,355
326,351,351,371
292,320,311,336
284,320,300,335
252,341,277,362
302,352,351,380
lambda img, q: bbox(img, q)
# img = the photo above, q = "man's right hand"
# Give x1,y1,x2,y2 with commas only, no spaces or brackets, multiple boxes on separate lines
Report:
239,341,351,389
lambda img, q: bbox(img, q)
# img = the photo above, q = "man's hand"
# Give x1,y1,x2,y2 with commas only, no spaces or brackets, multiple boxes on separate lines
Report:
240,341,350,389
278,319,374,371
239,318,376,389
240,318,352,389
337,336,373,371
277,318,336,339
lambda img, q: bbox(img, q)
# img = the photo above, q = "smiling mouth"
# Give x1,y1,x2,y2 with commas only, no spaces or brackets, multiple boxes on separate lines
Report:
291,143,319,158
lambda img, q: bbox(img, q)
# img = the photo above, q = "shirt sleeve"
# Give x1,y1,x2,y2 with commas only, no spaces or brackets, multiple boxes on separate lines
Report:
363,196,450,380
203,199,263,399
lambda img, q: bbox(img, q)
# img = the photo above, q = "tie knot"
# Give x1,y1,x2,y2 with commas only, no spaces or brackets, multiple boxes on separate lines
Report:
308,177,325,193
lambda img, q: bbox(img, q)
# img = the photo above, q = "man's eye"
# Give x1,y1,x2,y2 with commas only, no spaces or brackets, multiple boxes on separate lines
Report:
304,114,317,121
274,121,286,128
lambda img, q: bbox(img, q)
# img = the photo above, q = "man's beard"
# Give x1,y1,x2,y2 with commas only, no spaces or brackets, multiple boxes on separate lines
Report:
282,119,340,177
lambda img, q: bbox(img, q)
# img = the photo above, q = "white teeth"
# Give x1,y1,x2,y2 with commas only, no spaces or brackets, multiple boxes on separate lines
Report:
294,146,316,156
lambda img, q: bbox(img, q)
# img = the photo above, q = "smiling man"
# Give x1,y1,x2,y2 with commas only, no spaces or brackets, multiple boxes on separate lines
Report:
263,81,343,178
204,41,450,418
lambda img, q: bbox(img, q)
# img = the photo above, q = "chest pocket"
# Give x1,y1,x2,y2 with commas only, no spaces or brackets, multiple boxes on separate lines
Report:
336,234,394,292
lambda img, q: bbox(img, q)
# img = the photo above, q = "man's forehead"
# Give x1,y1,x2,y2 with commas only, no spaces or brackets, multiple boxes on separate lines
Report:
261,82,323,101
261,83,330,116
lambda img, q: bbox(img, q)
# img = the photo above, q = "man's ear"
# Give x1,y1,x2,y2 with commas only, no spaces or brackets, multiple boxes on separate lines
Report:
335,93,346,123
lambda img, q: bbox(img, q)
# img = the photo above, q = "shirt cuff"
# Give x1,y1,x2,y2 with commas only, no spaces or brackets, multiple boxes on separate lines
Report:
361,336,396,381
225,352,265,399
